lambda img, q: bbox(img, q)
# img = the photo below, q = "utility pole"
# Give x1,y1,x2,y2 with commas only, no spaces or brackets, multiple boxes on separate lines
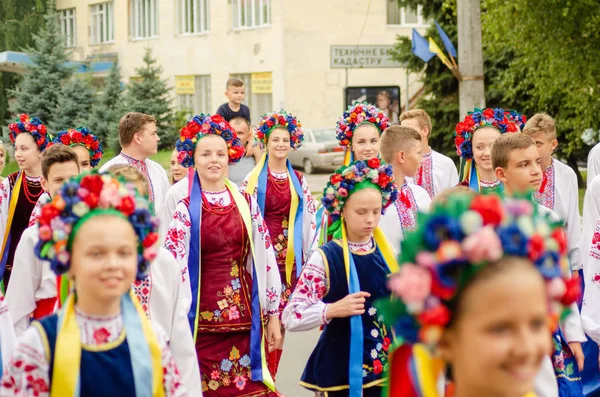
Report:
457,0,485,116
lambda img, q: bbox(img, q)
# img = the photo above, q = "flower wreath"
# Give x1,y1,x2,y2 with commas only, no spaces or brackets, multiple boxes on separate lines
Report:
35,172,160,280
254,110,304,150
335,102,389,148
51,127,104,167
8,114,50,151
176,114,245,167
321,158,398,221
377,193,579,348
454,108,526,159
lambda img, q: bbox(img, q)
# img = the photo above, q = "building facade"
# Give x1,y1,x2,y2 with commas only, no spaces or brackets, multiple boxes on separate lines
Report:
55,0,428,128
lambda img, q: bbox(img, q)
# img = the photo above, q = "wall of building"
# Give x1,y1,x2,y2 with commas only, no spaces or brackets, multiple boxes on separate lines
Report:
55,0,427,130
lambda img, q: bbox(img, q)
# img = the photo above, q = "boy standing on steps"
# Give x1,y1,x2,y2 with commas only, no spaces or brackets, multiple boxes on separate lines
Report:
216,78,251,122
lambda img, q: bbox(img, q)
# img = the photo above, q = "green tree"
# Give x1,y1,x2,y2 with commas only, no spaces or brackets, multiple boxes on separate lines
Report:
0,0,51,124
88,62,123,143
50,75,95,132
10,0,72,127
118,47,173,151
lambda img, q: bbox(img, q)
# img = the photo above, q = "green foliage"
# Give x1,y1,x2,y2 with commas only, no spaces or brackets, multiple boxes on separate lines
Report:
120,47,174,151
88,62,123,143
0,0,50,124
50,75,95,132
10,0,72,127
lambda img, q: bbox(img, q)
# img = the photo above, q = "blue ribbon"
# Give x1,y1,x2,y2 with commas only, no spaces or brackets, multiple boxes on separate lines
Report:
122,293,153,396
249,263,264,382
256,155,304,279
348,252,363,397
187,172,202,335
468,160,479,192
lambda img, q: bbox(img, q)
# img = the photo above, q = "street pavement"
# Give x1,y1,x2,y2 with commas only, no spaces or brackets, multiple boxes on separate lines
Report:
276,171,329,396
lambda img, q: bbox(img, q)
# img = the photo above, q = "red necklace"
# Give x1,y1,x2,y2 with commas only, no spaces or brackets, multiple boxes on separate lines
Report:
201,190,235,215
22,173,43,204
268,170,290,194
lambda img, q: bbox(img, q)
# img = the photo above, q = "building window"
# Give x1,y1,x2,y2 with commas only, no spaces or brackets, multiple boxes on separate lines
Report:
90,2,114,44
175,75,211,117
232,0,270,29
230,73,272,123
178,0,210,35
387,2,428,26
130,0,159,39
59,8,77,48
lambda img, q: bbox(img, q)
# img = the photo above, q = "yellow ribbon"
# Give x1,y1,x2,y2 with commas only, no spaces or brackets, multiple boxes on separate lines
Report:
0,172,23,265
51,291,164,397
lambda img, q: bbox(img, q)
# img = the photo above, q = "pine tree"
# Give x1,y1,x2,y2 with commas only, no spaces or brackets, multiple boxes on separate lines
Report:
119,47,173,151
10,0,72,126
87,62,123,143
50,75,95,132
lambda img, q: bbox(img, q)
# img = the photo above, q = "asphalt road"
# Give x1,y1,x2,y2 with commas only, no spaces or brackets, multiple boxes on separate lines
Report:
276,171,329,396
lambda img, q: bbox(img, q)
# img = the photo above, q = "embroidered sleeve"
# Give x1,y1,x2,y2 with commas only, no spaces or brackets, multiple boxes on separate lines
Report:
281,250,330,332
248,195,281,316
581,219,600,344
159,332,191,397
163,201,191,285
566,174,582,271
0,324,50,397
300,175,317,258
0,292,17,368
0,177,11,244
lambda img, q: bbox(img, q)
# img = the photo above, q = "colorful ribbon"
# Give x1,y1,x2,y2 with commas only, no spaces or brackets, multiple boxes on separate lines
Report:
188,173,275,391
51,291,163,397
0,171,23,286
245,153,304,284
343,148,354,166
341,219,399,397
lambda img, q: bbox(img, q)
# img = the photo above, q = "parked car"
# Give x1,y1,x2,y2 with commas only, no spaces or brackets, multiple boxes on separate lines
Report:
289,128,344,174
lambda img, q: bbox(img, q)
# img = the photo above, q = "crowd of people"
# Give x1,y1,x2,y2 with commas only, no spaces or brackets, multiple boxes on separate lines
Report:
0,76,598,397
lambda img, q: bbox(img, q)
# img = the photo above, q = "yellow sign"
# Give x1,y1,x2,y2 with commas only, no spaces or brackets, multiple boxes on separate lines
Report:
251,72,272,94
175,75,195,95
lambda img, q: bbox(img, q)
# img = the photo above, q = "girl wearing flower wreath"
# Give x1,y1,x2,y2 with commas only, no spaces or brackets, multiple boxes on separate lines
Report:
282,159,400,397
241,111,317,378
163,113,282,396
0,114,50,288
28,127,105,227
377,193,581,397
454,107,526,193
1,172,187,396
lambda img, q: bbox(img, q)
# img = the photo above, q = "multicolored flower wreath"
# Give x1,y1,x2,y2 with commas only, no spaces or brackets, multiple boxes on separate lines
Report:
8,114,50,151
35,172,160,280
50,127,104,167
454,108,526,159
321,158,398,221
176,113,245,167
377,193,579,348
254,111,304,150
335,102,389,148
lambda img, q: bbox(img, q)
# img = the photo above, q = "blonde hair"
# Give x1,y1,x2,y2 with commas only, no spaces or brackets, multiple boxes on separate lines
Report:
523,113,557,140
399,109,432,132
431,186,475,208
491,133,536,170
107,164,150,197
379,125,422,165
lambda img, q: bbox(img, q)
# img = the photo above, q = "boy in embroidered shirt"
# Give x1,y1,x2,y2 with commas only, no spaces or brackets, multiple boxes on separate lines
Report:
6,144,80,334
378,125,431,255
492,133,586,397
522,113,582,274
400,109,458,198
216,78,251,123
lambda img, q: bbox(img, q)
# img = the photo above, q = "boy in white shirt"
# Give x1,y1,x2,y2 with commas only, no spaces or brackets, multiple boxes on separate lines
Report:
378,125,431,254
400,109,458,198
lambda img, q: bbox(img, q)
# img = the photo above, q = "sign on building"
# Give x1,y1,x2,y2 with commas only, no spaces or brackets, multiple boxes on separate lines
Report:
175,75,196,94
330,45,403,69
251,72,272,94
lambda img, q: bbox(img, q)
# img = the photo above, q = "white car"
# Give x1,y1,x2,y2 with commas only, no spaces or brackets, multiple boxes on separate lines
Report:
288,128,344,174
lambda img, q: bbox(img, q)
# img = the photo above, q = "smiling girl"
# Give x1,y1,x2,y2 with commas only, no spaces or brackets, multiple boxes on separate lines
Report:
378,193,580,397
164,114,282,396
0,114,50,287
454,108,526,193
242,111,317,378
